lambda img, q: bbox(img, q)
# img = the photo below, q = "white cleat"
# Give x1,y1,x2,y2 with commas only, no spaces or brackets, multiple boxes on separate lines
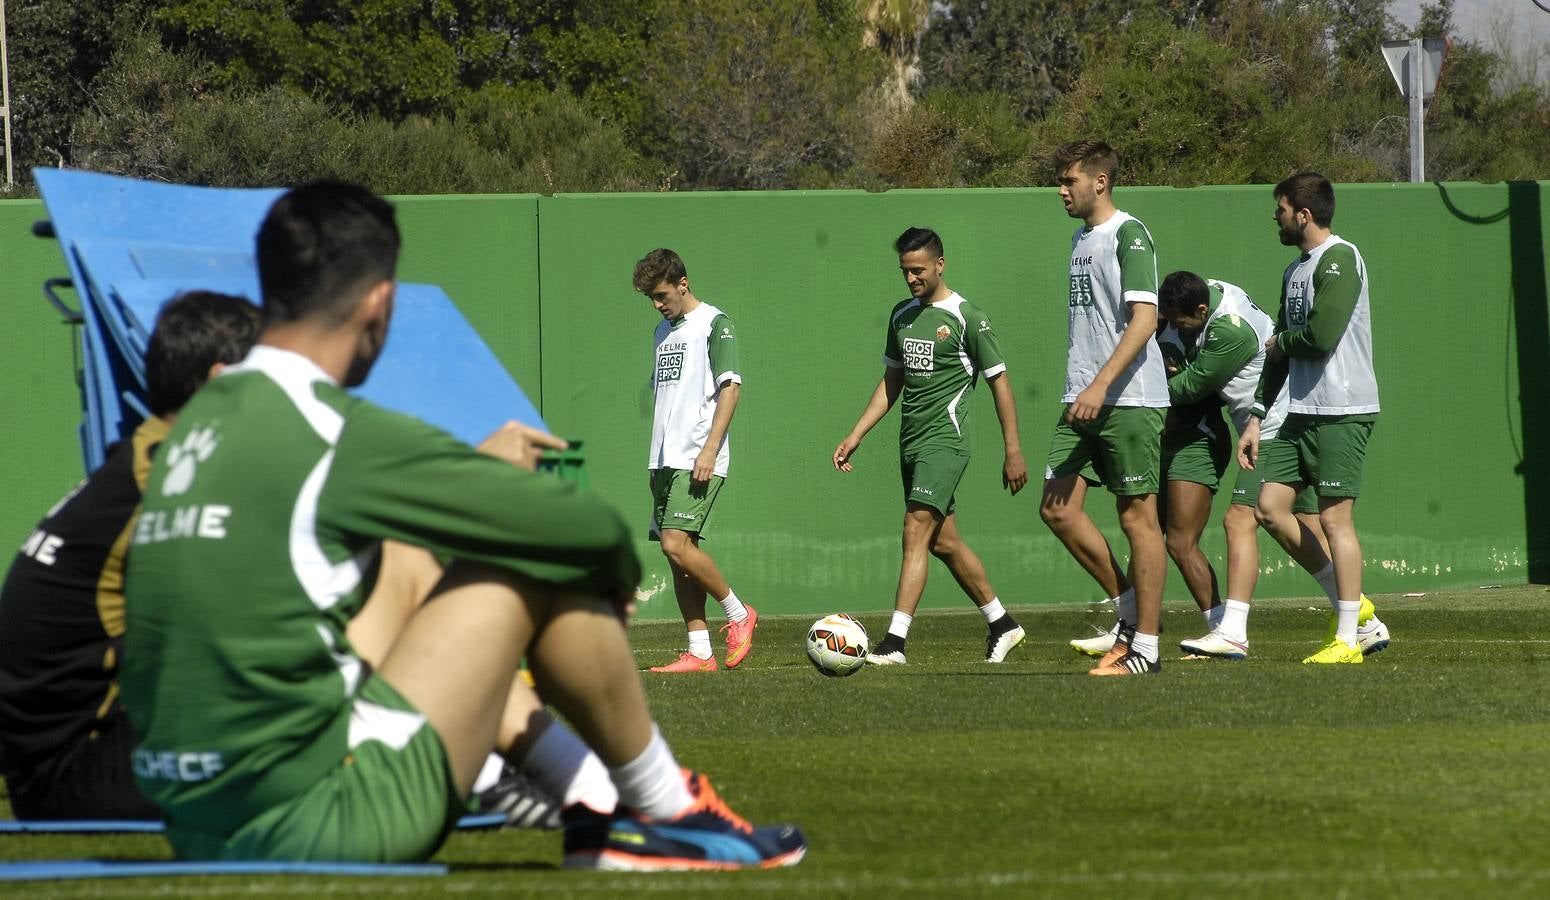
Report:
1356,616,1390,656
1069,629,1117,658
985,625,1027,663
1178,629,1249,660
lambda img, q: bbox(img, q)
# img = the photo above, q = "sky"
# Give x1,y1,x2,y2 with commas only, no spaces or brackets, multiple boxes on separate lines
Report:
1389,0,1550,47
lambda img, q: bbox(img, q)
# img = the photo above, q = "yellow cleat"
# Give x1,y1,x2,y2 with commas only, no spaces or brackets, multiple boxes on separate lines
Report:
1302,637,1363,664
1324,593,1376,641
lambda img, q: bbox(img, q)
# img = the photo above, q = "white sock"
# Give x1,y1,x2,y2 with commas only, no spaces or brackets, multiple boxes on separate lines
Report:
1204,604,1225,629
979,598,1006,624
1336,600,1360,645
1113,588,1137,626
609,726,693,821
522,723,619,813
472,752,505,794
718,590,748,624
687,629,712,660
1313,563,1340,605
1130,631,1159,663
888,610,913,640
1221,599,1251,642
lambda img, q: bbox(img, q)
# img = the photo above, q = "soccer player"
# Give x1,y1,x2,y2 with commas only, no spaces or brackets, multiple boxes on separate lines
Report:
1158,271,1390,659
833,226,1029,666
0,291,259,821
120,182,806,868
1042,140,1170,676
633,249,758,673
1238,172,1387,664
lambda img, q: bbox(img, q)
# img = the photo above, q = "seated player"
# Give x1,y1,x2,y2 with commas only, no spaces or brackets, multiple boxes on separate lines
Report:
1155,271,1389,659
120,181,806,868
0,291,260,821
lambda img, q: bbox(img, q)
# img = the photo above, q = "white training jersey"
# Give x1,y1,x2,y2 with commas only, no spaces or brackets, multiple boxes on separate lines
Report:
1064,210,1170,408
1281,236,1380,415
649,302,741,477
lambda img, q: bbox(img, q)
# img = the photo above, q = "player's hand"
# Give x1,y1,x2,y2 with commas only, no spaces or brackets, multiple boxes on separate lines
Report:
1264,335,1285,363
833,435,861,472
691,446,717,484
1067,383,1105,423
1237,419,1261,470
477,421,567,472
1002,449,1028,495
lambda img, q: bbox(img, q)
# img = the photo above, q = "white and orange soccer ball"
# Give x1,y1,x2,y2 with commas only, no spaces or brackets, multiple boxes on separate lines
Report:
805,613,869,677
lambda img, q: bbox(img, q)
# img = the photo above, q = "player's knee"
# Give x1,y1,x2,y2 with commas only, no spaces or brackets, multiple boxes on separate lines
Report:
658,529,694,563
1038,500,1068,530
929,535,959,558
1252,505,1278,531
1164,529,1197,560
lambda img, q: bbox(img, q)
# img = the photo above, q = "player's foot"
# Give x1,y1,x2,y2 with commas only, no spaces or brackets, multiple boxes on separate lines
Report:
1302,637,1363,664
474,766,562,830
1089,648,1161,676
1324,593,1377,641
866,634,907,666
1070,626,1117,658
1356,615,1391,656
1093,624,1133,669
562,771,807,871
721,605,758,668
650,651,718,673
1178,629,1249,660
985,621,1026,663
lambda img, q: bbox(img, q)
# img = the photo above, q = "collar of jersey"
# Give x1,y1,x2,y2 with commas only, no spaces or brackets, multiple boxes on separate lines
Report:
229,344,339,387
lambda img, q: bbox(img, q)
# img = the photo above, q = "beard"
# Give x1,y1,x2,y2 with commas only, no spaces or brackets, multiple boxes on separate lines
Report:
1277,220,1305,246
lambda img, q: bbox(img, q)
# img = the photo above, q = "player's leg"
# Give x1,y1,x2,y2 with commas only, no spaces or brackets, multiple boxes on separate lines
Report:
1302,415,1380,662
1163,479,1220,618
1090,407,1166,676
1177,498,1257,659
346,540,444,665
868,501,941,666
1297,505,1386,652
930,513,1026,663
652,470,756,669
1043,419,1135,656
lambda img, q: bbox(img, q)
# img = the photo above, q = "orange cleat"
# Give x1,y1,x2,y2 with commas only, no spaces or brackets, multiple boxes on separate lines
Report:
720,605,759,668
649,651,718,673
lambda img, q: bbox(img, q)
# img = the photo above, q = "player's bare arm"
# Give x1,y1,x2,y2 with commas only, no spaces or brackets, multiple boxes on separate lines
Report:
1068,301,1158,423
986,372,1027,494
692,381,740,484
1237,415,1261,470
834,368,903,472
477,420,569,471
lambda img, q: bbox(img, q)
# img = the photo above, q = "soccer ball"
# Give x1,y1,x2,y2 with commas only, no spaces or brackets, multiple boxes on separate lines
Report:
805,613,869,677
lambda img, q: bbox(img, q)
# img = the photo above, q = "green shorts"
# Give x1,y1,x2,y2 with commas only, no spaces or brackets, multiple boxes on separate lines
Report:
650,467,723,539
1044,406,1165,496
1256,413,1376,499
167,675,464,862
1230,465,1319,513
900,449,970,516
1161,422,1229,492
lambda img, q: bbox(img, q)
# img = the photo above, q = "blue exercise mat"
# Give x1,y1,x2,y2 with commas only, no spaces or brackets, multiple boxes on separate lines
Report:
0,813,507,834
33,168,549,470
0,859,447,881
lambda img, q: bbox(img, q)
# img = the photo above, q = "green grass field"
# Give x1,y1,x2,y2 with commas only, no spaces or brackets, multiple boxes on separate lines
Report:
4,587,1549,898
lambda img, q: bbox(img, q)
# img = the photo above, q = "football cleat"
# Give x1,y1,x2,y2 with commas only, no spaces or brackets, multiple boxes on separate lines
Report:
985,622,1027,663
1070,626,1118,658
650,651,718,673
720,604,758,669
865,634,907,666
1178,629,1249,660
1093,623,1134,669
1089,648,1161,676
474,766,562,830
1324,593,1377,642
1356,615,1390,656
1302,637,1363,664
563,771,807,871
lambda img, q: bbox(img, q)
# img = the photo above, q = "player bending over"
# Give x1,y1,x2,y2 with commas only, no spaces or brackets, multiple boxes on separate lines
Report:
834,226,1029,666
633,249,759,673
120,182,806,868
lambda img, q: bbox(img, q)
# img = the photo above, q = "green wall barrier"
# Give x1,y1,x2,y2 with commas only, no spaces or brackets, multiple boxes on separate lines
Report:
2,182,1545,621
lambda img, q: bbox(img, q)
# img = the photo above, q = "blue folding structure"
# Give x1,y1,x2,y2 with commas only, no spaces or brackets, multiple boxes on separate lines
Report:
33,169,547,471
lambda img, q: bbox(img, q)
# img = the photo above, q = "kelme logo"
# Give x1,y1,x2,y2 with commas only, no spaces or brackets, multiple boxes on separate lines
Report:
162,425,220,497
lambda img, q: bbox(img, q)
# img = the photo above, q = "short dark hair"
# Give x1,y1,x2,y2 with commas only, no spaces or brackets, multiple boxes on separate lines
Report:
256,181,400,326
894,227,943,259
1158,271,1210,318
633,248,687,294
145,291,262,416
1054,140,1118,185
1274,172,1335,227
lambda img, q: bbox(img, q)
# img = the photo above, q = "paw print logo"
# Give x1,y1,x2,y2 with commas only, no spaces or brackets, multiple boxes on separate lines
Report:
161,425,220,497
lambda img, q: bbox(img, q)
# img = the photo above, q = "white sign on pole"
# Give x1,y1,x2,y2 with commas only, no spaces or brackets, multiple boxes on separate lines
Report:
1381,38,1448,102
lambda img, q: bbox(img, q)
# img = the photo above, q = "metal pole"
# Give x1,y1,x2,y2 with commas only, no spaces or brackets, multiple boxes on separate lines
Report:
0,0,13,192
1408,37,1424,183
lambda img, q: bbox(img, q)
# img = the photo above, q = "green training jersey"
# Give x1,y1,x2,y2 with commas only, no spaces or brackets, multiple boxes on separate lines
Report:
882,292,1006,457
121,346,640,838
1167,280,1271,434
